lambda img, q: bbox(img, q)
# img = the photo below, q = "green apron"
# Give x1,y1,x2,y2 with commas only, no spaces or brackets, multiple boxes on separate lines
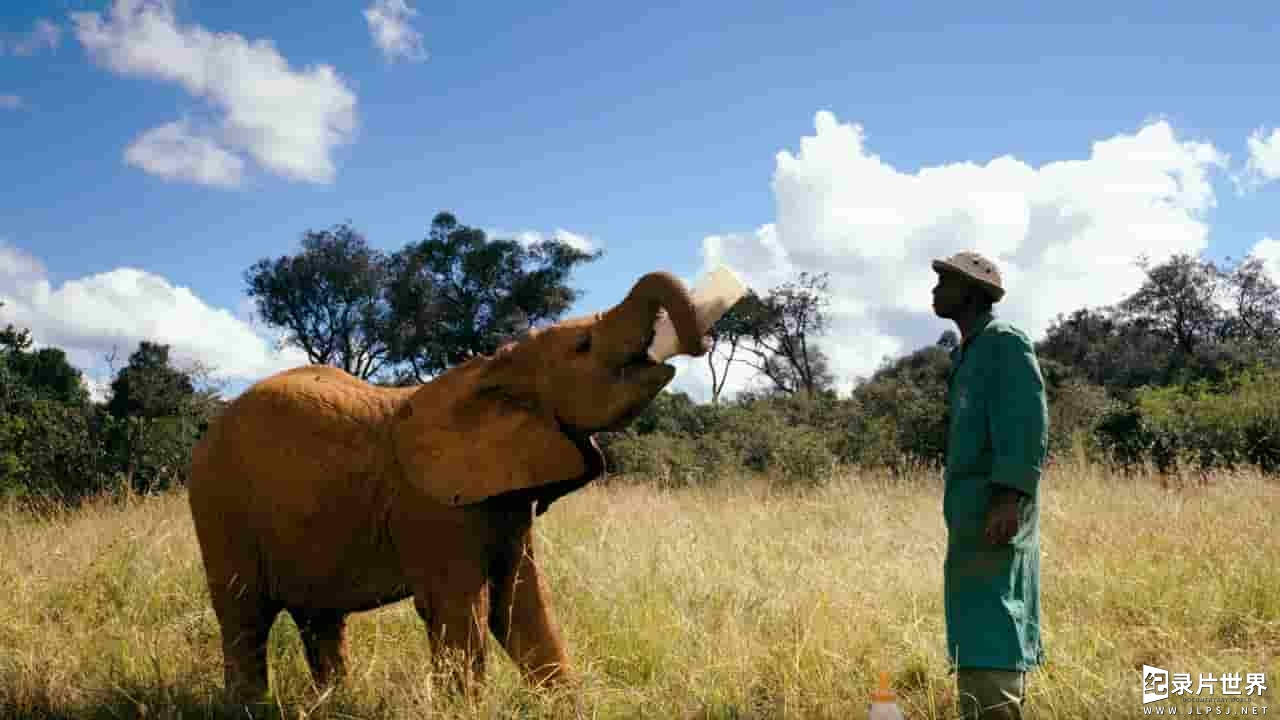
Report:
944,311,1048,672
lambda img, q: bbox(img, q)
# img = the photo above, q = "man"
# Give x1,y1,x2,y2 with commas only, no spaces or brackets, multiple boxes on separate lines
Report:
930,251,1049,720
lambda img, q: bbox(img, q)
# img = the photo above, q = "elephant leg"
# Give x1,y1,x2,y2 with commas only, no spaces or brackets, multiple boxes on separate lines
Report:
292,609,350,691
415,581,490,697
209,581,279,705
490,534,573,687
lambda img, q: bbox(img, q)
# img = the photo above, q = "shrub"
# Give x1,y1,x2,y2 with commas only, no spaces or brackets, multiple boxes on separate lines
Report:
1091,402,1156,472
100,410,212,494
1046,378,1110,459
0,399,105,500
599,432,732,488
770,427,837,487
1135,367,1280,474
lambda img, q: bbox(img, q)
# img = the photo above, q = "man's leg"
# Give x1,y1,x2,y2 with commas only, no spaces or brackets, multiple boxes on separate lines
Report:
956,668,1025,720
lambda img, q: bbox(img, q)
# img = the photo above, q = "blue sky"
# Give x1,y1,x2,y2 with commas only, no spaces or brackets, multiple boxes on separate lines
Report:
2,1,1279,401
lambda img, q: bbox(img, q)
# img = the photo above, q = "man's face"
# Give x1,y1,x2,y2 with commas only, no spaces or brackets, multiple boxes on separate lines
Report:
931,270,976,319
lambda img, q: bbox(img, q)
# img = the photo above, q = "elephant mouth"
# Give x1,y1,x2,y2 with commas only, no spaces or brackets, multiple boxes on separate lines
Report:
486,422,605,516
615,327,669,381
618,347,661,377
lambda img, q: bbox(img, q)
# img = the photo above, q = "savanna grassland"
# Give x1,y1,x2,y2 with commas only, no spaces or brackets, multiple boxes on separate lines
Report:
1,460,1276,719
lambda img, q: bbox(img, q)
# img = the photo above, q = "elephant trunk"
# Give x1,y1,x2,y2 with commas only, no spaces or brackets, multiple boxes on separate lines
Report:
602,272,705,359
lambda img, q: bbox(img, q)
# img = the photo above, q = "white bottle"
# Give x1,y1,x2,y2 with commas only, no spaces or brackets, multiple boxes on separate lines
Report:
868,670,905,720
646,265,748,363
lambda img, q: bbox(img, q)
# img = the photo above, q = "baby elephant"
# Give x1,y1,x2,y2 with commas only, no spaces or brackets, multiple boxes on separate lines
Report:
187,270,716,704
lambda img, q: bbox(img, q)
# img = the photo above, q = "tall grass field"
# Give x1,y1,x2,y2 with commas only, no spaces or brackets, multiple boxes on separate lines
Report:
1,460,1276,718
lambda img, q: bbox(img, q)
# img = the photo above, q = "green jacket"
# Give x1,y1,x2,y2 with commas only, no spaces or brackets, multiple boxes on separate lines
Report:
943,311,1048,672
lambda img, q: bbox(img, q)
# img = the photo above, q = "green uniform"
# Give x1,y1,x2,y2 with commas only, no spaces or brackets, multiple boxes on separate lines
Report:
944,311,1048,672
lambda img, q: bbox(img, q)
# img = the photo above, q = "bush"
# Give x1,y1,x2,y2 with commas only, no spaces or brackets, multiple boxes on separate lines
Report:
599,431,732,488
848,348,950,468
770,427,837,486
603,396,840,487
1046,377,1110,459
630,390,721,437
707,400,839,484
1091,402,1156,472
1135,367,1280,474
0,399,105,500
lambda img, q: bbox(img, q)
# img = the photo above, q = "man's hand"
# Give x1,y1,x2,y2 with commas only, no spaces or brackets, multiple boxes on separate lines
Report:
984,487,1024,545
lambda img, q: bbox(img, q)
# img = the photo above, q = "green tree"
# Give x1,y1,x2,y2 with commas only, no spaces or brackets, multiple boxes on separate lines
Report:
732,271,835,397
106,341,195,419
384,212,601,382
1221,254,1280,352
704,290,770,405
0,302,88,406
0,305,103,499
245,222,393,380
1119,253,1224,357
103,342,208,493
849,342,953,465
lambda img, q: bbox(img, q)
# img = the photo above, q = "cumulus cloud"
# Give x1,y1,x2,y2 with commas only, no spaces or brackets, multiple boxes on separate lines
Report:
82,375,112,404
670,112,1227,400
512,228,600,254
0,241,307,390
124,120,245,188
1252,237,1280,282
1242,128,1280,187
0,95,22,110
3,18,61,56
72,0,357,186
364,0,427,62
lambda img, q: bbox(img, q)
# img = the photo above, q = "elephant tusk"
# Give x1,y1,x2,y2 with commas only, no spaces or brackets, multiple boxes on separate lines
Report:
646,265,747,363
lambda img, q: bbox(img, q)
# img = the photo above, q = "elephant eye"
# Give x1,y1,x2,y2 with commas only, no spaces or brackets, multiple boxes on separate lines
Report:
575,333,592,354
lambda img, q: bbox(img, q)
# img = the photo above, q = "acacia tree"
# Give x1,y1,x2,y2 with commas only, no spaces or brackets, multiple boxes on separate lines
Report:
244,223,392,380
384,212,601,382
1222,254,1280,350
1119,253,1224,357
717,271,835,397
704,291,768,405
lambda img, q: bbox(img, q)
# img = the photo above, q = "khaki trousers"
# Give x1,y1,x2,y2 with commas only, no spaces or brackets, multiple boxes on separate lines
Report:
956,668,1025,719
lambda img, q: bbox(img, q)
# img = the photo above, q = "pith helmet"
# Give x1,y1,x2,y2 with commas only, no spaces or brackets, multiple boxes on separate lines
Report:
931,251,1005,302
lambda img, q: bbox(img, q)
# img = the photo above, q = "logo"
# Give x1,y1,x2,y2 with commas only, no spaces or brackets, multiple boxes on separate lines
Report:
1141,665,1269,715
1145,665,1170,704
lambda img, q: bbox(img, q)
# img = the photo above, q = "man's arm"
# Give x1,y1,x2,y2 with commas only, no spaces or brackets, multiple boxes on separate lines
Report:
986,330,1049,497
984,330,1049,543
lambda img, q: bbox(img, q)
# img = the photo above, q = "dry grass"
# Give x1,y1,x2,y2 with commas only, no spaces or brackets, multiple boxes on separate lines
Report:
1,461,1276,718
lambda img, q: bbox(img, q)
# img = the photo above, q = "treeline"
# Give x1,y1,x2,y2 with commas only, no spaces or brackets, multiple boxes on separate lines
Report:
600,253,1280,483
0,324,220,501
2,212,1278,502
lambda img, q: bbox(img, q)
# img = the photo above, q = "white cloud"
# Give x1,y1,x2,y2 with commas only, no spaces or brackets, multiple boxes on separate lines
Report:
364,0,427,63
124,120,244,188
72,0,357,185
4,18,62,56
1252,237,1280,283
82,375,111,404
1243,128,1280,187
511,228,601,253
671,112,1227,400
0,95,22,110
0,241,308,391
553,229,599,254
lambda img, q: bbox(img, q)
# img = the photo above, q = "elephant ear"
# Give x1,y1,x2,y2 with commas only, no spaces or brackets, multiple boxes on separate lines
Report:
391,354,589,508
